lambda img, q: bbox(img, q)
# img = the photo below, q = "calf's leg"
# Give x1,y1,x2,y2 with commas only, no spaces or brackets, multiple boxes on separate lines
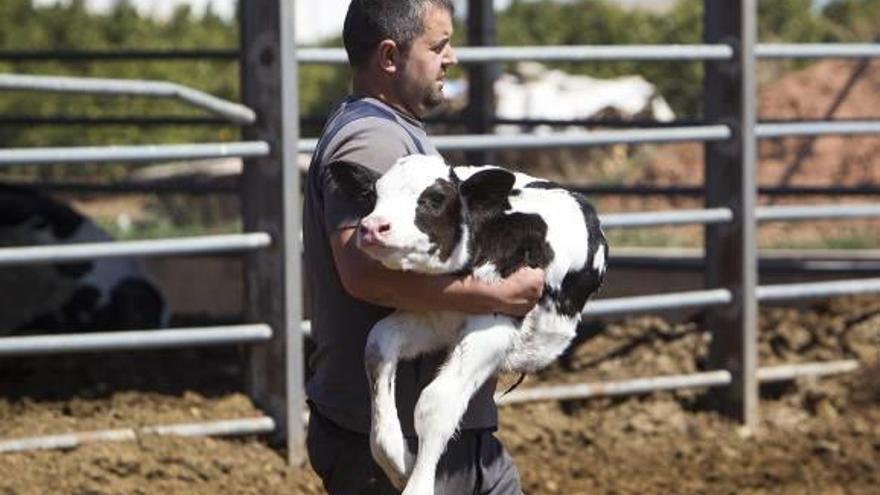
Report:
403,314,516,495
365,311,452,490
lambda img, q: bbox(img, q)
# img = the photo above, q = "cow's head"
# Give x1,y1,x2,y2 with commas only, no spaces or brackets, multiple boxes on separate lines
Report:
330,155,512,274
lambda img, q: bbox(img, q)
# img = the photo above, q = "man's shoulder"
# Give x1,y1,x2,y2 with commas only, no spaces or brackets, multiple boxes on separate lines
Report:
324,116,415,157
331,113,413,140
317,117,414,175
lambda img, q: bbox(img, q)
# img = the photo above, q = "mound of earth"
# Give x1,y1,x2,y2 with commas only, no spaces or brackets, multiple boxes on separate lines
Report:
625,59,880,189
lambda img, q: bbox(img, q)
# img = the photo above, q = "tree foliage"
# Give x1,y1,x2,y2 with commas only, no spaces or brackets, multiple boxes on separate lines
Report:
0,0,349,178
821,0,880,41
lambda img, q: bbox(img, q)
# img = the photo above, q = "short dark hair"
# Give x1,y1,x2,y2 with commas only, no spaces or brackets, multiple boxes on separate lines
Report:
343,0,454,69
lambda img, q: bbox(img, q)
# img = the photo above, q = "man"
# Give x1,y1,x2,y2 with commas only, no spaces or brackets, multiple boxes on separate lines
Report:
303,1,543,493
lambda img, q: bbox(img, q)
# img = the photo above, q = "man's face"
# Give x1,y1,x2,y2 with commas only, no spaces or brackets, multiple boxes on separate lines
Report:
393,4,456,119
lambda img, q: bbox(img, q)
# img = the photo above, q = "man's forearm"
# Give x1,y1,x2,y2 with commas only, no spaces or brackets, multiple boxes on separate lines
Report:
330,227,541,316
350,266,502,314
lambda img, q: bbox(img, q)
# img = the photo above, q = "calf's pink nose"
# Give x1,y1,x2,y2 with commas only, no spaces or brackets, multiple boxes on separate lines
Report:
359,216,391,244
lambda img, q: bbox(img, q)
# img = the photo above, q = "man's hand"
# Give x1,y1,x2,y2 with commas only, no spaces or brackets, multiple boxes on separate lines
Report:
493,266,545,317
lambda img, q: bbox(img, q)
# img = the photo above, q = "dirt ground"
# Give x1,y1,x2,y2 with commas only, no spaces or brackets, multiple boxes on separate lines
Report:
2,295,879,494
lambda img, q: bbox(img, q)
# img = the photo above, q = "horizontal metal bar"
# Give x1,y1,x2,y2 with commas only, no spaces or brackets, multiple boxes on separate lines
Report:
0,141,270,166
757,43,880,59
0,324,272,357
757,204,880,222
757,360,860,383
571,185,880,197
453,45,736,63
10,181,876,201
0,74,255,125
0,116,235,127
583,289,733,317
0,417,275,454
144,416,276,437
600,208,733,229
0,49,240,62
757,277,880,302
303,44,880,64
611,247,880,274
757,120,880,138
299,45,734,64
6,43,877,64
307,120,880,148
433,126,734,150
0,232,271,266
0,179,237,195
497,360,859,405
299,125,731,153
498,371,732,405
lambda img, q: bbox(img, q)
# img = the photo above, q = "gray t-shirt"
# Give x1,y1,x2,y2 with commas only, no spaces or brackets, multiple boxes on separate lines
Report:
303,97,498,435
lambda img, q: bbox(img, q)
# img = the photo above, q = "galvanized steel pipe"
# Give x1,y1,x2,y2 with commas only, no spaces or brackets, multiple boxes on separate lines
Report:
0,141,270,166
0,74,256,125
758,204,880,222
300,43,880,64
300,125,732,154
0,417,276,454
0,324,273,356
584,289,733,317
757,277,880,302
757,360,859,382
0,232,271,266
298,45,735,65
757,121,880,138
601,208,733,229
497,360,859,405
757,43,880,59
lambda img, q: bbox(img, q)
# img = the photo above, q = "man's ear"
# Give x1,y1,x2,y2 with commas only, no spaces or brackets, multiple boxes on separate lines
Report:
376,39,399,75
328,161,381,214
459,168,516,210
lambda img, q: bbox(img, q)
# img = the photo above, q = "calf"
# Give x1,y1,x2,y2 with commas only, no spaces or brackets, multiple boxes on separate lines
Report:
330,155,607,495
0,185,168,335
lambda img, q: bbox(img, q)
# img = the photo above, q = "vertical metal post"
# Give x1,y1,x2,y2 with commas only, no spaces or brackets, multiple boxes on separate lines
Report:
465,0,496,165
702,0,759,426
240,0,306,464
279,0,305,466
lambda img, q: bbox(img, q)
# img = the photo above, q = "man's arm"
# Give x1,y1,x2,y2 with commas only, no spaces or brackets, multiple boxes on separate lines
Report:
331,227,544,316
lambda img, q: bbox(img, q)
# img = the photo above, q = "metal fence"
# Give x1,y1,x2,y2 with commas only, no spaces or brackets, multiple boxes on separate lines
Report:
0,0,304,462
1,0,879,465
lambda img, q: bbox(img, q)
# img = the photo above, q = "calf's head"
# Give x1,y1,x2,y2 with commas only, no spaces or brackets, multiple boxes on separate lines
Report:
330,155,510,274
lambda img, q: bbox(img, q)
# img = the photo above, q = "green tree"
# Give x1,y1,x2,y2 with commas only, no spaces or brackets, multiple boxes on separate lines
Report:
822,0,880,41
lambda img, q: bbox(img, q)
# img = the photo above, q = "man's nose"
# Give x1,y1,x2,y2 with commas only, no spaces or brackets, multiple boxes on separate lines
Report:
358,216,391,244
444,45,458,67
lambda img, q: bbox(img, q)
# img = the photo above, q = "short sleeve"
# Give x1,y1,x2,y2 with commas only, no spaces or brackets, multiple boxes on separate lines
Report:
319,118,415,232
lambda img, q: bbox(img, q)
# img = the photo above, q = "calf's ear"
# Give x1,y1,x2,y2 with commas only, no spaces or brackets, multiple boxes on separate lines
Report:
328,161,381,213
459,168,516,209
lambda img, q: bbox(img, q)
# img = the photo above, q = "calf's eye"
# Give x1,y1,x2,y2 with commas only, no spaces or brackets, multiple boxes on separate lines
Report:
420,191,446,211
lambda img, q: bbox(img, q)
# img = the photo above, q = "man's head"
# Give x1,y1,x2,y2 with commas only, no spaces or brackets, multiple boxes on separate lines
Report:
344,0,457,119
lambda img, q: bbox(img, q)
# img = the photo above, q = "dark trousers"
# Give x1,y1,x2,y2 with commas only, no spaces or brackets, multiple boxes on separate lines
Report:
306,408,523,495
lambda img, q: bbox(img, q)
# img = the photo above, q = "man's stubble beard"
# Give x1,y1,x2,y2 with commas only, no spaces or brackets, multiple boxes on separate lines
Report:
395,59,445,118
424,86,444,111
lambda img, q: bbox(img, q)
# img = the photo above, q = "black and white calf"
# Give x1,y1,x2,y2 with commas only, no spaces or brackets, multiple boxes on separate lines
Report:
0,185,168,335
330,155,608,495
